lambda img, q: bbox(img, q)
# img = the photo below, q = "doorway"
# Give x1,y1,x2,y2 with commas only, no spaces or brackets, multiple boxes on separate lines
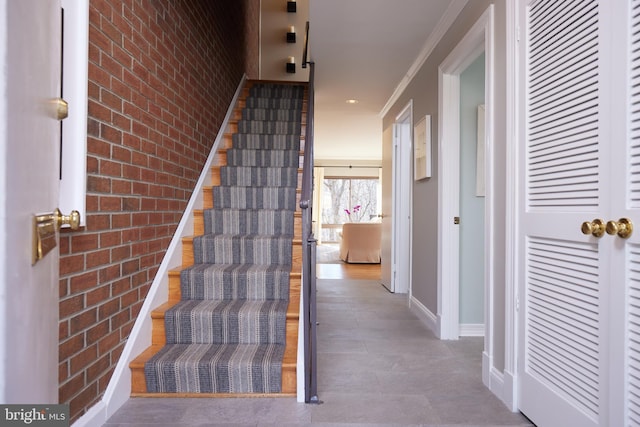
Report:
459,53,486,337
437,7,494,349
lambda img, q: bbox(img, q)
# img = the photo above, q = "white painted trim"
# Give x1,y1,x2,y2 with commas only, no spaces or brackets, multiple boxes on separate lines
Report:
410,295,438,335
483,350,509,405
59,0,89,225
437,69,461,340
390,101,413,294
503,0,520,413
502,367,518,412
72,76,248,427
437,5,494,343
70,400,106,427
460,323,485,337
484,361,516,412
481,3,496,403
380,0,469,118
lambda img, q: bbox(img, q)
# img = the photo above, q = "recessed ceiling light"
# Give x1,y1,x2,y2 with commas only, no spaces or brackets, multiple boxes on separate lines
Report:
345,99,359,104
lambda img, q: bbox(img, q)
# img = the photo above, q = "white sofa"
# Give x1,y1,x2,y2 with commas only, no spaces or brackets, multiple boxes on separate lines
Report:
339,222,381,263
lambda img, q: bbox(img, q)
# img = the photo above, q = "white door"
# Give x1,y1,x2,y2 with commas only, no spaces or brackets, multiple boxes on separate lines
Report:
517,0,636,425
383,106,412,294
0,0,63,403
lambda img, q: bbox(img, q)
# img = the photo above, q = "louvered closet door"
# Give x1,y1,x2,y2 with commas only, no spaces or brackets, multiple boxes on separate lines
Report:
517,0,616,425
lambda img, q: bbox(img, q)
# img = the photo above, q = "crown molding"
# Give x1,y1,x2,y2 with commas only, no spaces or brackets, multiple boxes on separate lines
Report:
379,0,469,118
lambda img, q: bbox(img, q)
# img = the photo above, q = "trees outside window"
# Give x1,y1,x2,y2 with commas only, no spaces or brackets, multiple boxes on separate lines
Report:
321,178,379,242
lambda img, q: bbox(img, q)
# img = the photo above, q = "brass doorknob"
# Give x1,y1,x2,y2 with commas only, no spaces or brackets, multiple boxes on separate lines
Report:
581,219,605,237
54,208,81,230
52,98,68,120
606,218,633,239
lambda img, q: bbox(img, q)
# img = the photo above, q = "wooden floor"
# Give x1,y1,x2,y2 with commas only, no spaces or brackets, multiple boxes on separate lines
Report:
316,262,381,280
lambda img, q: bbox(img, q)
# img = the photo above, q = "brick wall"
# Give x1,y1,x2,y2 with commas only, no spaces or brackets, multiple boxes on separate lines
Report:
58,0,259,421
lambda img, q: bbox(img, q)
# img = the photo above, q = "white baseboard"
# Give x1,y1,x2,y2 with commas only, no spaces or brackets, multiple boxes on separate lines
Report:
70,401,106,427
502,368,518,411
482,351,518,413
409,296,438,336
459,323,484,337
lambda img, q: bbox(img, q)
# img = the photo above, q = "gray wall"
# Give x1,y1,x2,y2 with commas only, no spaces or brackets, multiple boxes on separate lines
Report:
381,0,507,371
459,53,485,325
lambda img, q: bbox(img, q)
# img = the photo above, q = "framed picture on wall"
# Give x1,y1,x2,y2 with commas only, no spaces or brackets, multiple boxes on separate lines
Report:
414,115,431,180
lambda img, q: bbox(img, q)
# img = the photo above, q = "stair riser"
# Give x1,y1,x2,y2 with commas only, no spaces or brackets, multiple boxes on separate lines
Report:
203,209,295,236
169,269,300,303
192,236,293,266
211,187,299,211
182,238,303,270
219,167,299,188
193,210,302,239
226,149,301,168
179,265,291,301
144,343,285,394
165,300,287,345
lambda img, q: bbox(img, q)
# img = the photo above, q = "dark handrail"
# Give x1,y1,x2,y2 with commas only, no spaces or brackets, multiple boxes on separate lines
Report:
299,21,318,404
302,21,310,69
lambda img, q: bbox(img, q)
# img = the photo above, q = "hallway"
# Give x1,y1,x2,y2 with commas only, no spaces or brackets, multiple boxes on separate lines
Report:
104,271,533,426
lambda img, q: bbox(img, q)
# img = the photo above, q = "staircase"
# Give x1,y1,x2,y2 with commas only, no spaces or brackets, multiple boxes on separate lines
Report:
130,81,306,396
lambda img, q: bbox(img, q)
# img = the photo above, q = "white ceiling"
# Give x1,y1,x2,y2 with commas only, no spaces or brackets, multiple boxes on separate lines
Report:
308,0,458,162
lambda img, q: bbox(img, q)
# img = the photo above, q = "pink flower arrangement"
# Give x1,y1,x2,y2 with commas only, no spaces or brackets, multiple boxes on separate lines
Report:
344,205,361,221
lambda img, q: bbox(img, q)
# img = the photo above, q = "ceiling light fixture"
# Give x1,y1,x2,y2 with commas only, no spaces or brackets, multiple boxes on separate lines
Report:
346,99,359,104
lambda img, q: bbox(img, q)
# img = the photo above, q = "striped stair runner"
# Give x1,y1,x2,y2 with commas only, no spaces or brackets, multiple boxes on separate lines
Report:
143,83,304,394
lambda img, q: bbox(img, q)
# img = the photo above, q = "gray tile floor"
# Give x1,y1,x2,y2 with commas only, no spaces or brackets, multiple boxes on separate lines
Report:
104,278,534,426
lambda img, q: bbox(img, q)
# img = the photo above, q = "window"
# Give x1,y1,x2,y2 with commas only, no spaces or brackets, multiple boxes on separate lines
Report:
321,177,379,242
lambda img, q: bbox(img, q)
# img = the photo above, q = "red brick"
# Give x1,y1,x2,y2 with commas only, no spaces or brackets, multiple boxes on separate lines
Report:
70,308,98,335
112,213,132,228
61,0,259,420
59,371,85,404
69,271,99,294
99,265,120,284
60,254,85,276
99,160,122,177
100,123,123,144
59,334,85,361
86,249,110,269
60,295,85,319
86,285,110,307
70,344,98,375
98,298,120,320
112,245,131,262
71,234,99,253
99,196,121,211
100,231,122,247
86,214,110,231
86,320,110,345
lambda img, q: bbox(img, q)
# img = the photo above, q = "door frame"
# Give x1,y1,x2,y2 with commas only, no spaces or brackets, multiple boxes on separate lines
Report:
387,101,413,294
59,0,89,225
437,4,495,344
